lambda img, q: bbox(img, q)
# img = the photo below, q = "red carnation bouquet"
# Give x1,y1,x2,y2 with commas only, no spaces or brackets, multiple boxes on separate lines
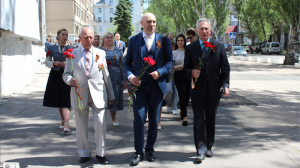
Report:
63,49,84,111
192,41,215,89
128,57,155,111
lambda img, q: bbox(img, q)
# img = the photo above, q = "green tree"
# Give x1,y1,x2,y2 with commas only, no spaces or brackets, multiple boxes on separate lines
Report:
113,0,133,44
208,0,230,39
273,0,300,65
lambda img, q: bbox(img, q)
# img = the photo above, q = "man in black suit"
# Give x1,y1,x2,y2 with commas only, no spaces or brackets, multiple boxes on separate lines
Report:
183,18,230,162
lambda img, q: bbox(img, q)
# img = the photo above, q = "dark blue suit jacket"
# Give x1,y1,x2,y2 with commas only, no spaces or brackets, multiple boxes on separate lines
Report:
124,32,174,94
114,40,126,54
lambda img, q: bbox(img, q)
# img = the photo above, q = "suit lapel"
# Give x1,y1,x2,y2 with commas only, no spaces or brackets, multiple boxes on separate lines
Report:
75,47,85,73
89,47,98,76
137,33,143,59
195,39,203,59
154,33,159,62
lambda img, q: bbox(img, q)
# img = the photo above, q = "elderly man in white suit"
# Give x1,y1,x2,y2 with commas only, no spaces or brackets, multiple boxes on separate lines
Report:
63,27,115,164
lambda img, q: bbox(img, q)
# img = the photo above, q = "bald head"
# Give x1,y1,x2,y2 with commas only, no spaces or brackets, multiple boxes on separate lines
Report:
80,27,94,36
140,13,156,35
79,27,94,49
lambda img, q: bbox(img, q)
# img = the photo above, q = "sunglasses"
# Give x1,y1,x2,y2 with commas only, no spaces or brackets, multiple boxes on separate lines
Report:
187,37,193,39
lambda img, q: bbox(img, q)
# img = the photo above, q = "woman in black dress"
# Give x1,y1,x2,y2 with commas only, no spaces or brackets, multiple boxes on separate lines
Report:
43,28,75,133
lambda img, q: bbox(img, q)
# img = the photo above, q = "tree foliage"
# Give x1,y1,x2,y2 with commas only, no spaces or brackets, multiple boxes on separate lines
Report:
273,0,300,64
113,0,133,43
146,0,230,39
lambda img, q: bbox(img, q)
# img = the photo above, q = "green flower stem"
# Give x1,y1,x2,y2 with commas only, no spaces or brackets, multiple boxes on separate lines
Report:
193,48,212,87
128,61,150,111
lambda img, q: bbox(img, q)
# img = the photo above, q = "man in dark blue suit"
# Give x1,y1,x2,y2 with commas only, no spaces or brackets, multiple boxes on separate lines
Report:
114,33,126,54
124,12,174,166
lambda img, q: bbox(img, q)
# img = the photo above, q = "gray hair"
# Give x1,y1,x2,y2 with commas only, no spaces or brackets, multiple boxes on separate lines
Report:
196,18,211,29
100,32,115,47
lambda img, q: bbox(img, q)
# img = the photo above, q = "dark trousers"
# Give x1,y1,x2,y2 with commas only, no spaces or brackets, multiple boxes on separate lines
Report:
192,83,221,155
174,70,191,117
133,82,163,154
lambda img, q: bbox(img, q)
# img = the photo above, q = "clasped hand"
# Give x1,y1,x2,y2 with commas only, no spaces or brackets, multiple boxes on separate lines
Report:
70,78,114,105
193,69,201,79
54,61,66,68
130,71,160,86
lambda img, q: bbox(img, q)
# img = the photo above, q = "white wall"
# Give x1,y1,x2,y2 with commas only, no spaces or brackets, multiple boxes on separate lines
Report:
0,0,40,41
0,35,46,96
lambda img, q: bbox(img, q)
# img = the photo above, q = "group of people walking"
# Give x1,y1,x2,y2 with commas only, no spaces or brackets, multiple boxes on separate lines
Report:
42,12,230,165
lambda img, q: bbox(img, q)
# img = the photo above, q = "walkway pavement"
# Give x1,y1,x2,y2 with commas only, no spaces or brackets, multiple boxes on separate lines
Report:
1,59,299,168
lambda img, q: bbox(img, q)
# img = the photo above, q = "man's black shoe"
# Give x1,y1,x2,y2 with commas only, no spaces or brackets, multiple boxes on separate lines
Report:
131,154,143,165
206,150,213,157
146,152,155,162
96,155,109,164
195,154,205,162
79,157,90,163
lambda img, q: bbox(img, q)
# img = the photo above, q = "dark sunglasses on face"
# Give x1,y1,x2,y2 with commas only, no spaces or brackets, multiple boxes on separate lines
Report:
187,37,193,39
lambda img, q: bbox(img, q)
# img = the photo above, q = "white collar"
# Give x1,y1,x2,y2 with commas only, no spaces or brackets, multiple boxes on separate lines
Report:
80,45,92,53
143,32,155,39
56,42,69,47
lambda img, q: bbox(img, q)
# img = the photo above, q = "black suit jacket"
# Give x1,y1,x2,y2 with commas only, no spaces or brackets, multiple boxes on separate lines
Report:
183,38,230,101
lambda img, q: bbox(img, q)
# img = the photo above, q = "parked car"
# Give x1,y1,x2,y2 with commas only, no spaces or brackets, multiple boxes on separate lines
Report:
229,46,247,56
253,42,266,53
261,42,280,55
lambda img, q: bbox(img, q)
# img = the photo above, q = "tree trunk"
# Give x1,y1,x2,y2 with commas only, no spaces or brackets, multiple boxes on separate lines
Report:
258,14,267,42
284,24,299,65
274,33,279,42
280,22,284,52
202,0,205,17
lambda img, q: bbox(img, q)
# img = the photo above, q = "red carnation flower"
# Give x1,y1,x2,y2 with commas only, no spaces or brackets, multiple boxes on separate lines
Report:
107,61,111,69
203,41,212,48
46,51,51,57
67,48,74,52
143,57,155,66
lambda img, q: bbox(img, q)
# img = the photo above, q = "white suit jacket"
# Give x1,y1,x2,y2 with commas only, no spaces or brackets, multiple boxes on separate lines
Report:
63,46,115,109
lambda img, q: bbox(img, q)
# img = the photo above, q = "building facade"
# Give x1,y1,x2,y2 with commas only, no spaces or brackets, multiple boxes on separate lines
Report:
94,0,143,37
46,0,94,43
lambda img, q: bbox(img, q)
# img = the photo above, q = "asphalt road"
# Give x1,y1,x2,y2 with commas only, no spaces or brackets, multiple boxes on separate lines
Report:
1,59,299,168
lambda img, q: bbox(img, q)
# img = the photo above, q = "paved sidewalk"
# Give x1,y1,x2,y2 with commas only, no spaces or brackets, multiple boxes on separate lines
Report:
1,59,300,168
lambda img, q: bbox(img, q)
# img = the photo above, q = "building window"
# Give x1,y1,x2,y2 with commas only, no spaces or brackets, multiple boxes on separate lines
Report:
110,17,113,23
98,26,102,32
110,8,113,13
98,17,102,22
110,0,113,4
98,8,102,13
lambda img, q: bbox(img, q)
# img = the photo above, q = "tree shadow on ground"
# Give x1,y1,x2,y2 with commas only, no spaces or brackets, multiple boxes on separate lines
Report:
1,86,299,167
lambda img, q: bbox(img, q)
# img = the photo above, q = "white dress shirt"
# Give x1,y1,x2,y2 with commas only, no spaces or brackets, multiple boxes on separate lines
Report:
143,32,155,49
80,45,93,74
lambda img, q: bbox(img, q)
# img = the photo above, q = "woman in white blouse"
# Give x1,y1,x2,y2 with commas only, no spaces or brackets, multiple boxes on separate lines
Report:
44,28,75,134
172,34,190,126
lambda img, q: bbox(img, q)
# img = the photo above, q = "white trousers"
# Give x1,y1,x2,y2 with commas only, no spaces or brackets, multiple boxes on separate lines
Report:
74,94,106,157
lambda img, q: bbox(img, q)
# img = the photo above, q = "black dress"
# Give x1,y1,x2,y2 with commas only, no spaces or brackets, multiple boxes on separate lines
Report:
43,44,75,108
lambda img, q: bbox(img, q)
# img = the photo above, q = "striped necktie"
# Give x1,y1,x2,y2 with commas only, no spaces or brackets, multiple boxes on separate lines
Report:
145,36,151,51
84,49,90,76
